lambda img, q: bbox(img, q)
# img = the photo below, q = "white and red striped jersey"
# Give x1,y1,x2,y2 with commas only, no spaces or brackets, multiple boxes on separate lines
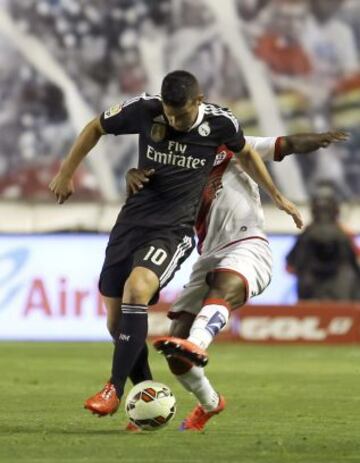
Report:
196,136,282,254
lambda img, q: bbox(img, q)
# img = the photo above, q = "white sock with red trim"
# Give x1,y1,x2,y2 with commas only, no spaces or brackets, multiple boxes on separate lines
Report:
187,299,230,350
176,366,220,412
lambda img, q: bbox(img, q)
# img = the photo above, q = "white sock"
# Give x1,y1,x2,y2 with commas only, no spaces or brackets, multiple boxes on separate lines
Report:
176,366,219,412
187,301,229,349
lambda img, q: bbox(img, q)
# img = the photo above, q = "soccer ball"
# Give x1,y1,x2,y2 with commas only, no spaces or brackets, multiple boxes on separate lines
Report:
125,380,176,431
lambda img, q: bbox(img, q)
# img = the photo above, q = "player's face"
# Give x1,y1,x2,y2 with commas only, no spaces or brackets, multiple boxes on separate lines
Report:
163,97,203,132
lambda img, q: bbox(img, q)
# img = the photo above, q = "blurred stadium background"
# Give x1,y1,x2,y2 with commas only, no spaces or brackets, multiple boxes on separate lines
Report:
1,2,360,462
0,0,359,343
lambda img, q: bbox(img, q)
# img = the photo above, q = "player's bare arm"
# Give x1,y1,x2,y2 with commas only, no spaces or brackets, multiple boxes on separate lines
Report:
279,131,349,158
49,117,105,204
235,143,303,229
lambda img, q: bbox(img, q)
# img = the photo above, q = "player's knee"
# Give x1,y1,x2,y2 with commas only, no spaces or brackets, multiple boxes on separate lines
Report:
124,280,149,303
123,268,159,304
226,279,247,308
207,271,247,309
167,356,192,375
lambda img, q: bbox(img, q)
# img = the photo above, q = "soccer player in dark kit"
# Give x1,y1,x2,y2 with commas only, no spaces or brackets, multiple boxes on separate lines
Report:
49,70,301,418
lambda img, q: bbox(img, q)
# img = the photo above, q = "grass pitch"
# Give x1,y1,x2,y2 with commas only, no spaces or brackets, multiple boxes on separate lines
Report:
0,342,359,463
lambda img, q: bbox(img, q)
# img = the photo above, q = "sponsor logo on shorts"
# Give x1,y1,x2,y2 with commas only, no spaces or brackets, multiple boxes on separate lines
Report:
119,333,131,341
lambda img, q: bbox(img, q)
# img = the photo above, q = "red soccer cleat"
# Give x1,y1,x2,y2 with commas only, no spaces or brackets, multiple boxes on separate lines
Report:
125,422,141,432
179,395,226,431
153,336,209,367
84,382,120,417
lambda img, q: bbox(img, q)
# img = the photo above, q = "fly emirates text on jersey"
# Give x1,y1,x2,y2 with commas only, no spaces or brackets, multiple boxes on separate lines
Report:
146,141,207,169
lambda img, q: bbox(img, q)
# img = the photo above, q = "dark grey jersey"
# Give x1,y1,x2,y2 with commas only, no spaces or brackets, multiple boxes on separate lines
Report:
100,94,245,228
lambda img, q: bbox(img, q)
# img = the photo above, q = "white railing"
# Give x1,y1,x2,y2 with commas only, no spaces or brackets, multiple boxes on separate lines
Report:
0,200,359,234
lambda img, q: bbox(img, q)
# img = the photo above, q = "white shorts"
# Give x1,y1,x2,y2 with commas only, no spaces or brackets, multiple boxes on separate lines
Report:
169,237,272,317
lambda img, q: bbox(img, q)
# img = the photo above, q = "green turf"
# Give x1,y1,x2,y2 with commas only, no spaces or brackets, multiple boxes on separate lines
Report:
0,343,359,463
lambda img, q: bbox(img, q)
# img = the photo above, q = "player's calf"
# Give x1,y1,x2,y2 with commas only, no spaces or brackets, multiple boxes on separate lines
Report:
187,298,230,350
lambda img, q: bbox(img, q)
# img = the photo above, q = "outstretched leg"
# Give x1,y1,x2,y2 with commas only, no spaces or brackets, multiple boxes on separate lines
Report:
165,313,226,431
154,271,247,366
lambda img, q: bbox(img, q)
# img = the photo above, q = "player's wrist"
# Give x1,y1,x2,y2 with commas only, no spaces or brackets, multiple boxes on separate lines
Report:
270,189,283,203
59,161,75,179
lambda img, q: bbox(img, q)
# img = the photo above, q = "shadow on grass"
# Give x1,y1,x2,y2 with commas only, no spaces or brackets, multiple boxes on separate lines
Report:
0,425,155,437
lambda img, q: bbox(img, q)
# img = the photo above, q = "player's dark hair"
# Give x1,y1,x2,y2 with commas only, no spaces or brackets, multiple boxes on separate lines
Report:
161,70,200,107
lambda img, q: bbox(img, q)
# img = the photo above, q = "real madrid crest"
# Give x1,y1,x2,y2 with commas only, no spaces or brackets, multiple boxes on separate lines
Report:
151,123,167,142
198,121,211,137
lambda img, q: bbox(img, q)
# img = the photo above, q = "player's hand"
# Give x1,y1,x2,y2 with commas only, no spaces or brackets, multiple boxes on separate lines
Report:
49,172,75,204
273,193,303,229
126,168,155,197
316,131,349,148
283,131,350,156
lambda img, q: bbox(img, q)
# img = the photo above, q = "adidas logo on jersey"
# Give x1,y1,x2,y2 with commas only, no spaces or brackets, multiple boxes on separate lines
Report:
146,145,206,169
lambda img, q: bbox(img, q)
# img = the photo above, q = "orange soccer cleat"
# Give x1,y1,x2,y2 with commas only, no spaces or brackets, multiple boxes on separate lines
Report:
84,382,120,417
179,395,226,431
125,422,141,432
153,336,209,367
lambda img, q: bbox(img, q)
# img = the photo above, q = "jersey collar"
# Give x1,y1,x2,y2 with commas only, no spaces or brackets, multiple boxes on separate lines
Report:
188,103,205,131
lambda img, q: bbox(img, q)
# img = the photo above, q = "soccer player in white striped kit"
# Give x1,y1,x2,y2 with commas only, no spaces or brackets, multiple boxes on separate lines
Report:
148,131,348,430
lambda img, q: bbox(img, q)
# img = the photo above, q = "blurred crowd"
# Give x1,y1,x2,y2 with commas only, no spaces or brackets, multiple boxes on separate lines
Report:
0,0,359,201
